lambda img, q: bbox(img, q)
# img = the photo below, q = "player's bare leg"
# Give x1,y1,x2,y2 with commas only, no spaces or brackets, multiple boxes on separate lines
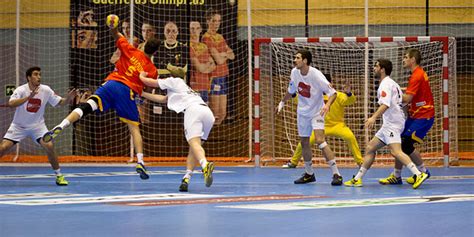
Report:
180,149,199,192
345,137,385,187
188,137,214,187
0,139,15,158
388,143,428,189
128,123,149,180
39,139,68,186
314,129,342,185
293,136,316,184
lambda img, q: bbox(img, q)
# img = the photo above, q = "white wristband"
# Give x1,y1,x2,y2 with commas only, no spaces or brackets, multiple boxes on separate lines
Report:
277,101,285,112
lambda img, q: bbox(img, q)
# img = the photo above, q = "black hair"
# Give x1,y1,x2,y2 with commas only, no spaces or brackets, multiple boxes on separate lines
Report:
297,49,312,66
26,66,41,81
376,58,393,76
144,37,160,55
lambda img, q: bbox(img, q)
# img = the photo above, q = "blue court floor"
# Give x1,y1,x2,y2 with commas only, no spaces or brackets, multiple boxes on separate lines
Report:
0,165,473,237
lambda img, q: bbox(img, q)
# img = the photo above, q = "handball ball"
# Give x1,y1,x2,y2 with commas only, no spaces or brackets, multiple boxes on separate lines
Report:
106,14,119,29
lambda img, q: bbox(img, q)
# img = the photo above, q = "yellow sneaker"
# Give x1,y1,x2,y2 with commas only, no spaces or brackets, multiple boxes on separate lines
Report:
407,169,431,184
379,173,403,185
344,177,363,187
412,172,429,189
55,175,68,186
203,162,214,187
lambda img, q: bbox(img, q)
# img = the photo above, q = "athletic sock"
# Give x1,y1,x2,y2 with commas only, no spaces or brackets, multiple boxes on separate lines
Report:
199,159,207,169
54,169,62,176
327,159,340,176
58,119,70,129
406,162,421,175
393,168,402,178
417,164,427,173
183,170,193,180
354,167,367,181
137,153,144,165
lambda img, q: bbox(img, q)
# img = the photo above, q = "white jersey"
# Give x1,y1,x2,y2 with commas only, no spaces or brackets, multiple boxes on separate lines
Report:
9,84,61,128
377,76,405,130
157,77,205,113
288,66,336,117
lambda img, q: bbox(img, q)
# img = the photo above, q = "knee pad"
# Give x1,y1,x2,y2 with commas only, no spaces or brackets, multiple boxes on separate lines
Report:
401,136,415,155
318,141,328,149
76,98,98,117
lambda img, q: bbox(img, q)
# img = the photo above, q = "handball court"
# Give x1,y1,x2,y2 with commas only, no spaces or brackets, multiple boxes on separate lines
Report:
0,164,472,237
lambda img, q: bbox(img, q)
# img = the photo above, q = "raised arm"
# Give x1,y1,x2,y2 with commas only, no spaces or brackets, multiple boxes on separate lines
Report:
7,87,38,107
141,91,167,103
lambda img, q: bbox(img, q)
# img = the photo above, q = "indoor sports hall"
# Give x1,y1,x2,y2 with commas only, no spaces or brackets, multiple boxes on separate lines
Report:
0,1,473,236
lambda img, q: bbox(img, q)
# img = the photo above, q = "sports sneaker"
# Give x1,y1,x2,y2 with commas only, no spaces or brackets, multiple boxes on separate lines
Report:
42,126,63,143
135,163,150,180
331,174,343,186
294,173,316,184
282,161,297,169
412,172,429,189
55,175,68,186
344,176,363,187
179,178,189,192
406,169,431,184
379,173,403,185
203,162,214,187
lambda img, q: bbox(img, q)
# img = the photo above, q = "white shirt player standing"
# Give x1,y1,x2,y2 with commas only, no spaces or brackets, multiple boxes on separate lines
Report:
277,49,343,185
139,72,215,192
344,58,429,189
0,66,76,186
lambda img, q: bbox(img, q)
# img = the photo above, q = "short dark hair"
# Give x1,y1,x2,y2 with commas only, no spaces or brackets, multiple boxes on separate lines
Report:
26,66,41,80
205,8,220,21
297,49,312,66
144,37,160,55
405,48,422,65
376,58,393,76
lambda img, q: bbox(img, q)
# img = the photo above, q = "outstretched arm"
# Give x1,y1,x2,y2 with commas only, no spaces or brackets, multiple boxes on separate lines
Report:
58,89,78,106
139,71,158,88
141,91,167,103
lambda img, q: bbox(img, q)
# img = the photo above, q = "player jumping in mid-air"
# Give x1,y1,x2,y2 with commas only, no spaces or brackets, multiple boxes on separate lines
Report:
43,15,160,180
277,49,343,186
139,72,215,192
344,58,429,189
1,67,76,185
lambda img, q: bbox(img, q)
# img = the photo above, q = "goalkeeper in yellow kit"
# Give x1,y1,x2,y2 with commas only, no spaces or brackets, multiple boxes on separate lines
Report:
282,80,363,168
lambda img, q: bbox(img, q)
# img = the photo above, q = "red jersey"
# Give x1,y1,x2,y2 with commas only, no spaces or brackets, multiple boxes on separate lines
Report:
106,37,158,95
202,32,229,78
406,66,435,119
190,41,212,91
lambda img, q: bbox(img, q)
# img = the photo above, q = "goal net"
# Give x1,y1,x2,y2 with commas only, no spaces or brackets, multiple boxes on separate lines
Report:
0,1,250,165
254,37,458,167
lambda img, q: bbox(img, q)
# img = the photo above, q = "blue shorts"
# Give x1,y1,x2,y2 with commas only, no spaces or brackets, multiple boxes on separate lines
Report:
401,117,434,143
210,76,228,95
198,90,209,103
91,80,140,125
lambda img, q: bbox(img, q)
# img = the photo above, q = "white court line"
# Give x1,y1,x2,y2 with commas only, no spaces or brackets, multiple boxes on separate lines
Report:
218,194,474,211
0,193,221,206
0,170,233,180
0,192,87,200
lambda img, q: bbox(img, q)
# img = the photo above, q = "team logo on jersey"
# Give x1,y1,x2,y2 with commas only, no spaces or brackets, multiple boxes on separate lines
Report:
298,82,311,98
26,98,41,113
381,91,387,97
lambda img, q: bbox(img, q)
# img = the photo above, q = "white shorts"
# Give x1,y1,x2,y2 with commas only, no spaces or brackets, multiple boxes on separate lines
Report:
297,113,325,137
183,103,215,141
3,123,48,145
375,126,403,145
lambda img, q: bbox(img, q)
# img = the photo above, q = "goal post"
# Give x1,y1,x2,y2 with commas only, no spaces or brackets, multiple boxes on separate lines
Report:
253,36,457,168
